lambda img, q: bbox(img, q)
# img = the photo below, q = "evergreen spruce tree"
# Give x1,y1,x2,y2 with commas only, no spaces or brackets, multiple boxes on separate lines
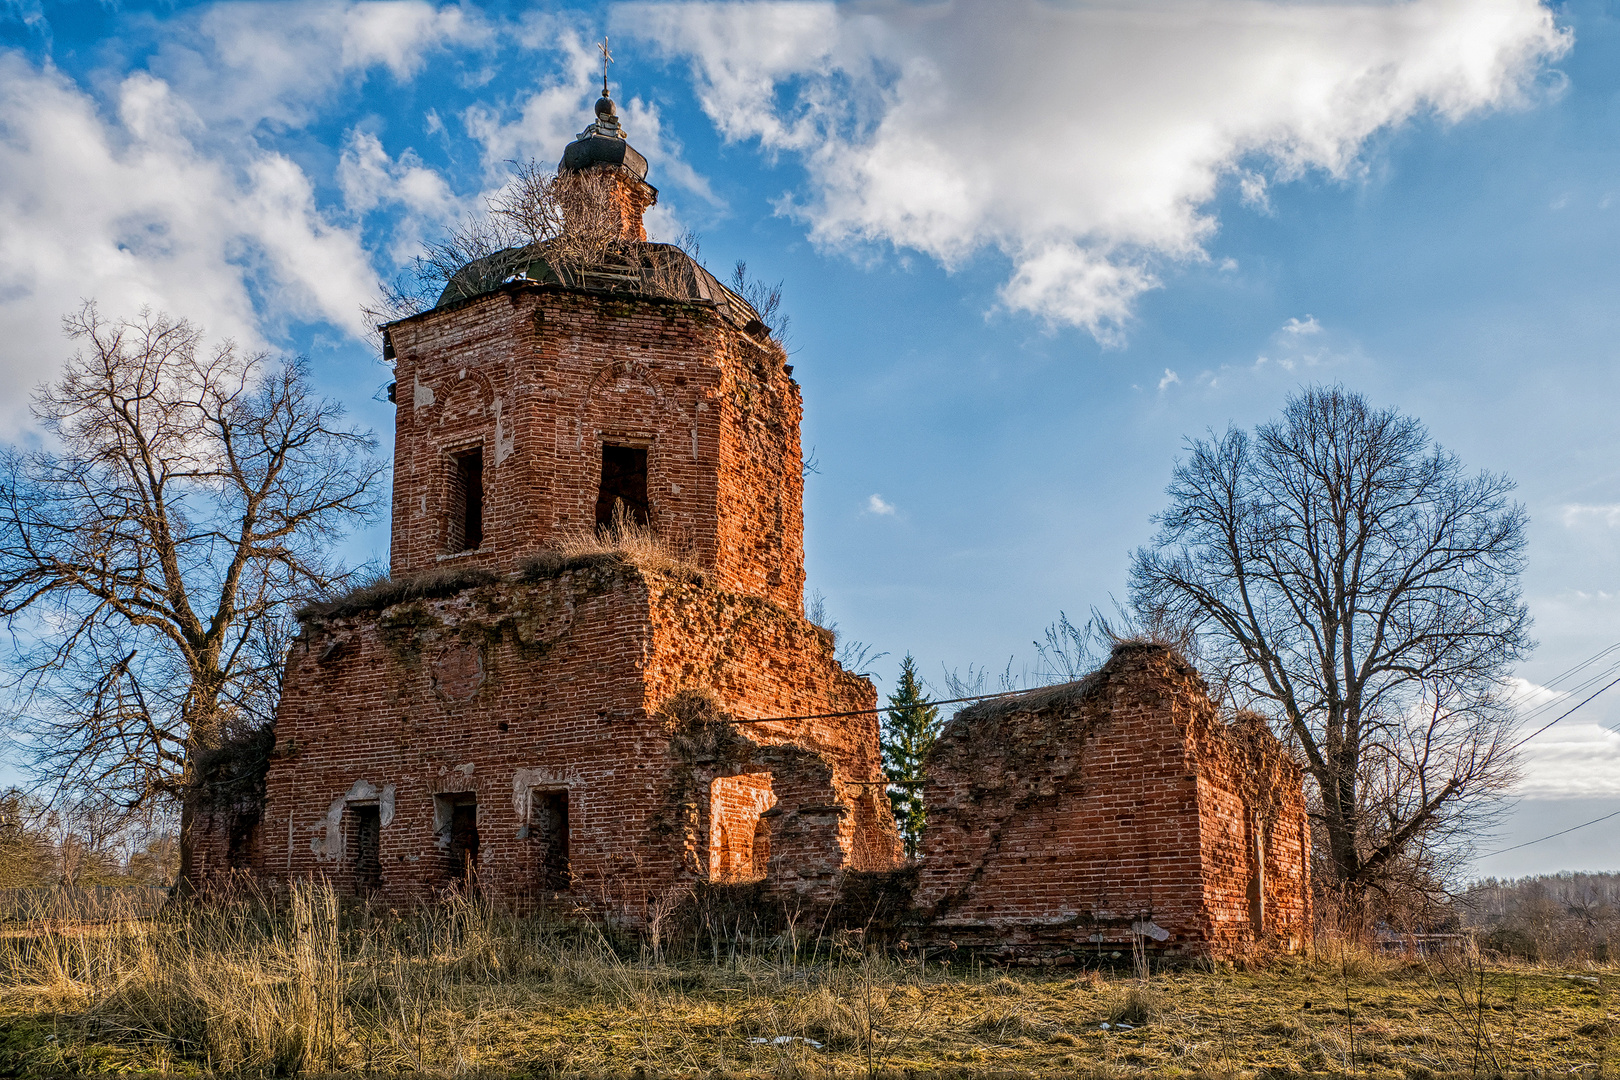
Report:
881,654,942,860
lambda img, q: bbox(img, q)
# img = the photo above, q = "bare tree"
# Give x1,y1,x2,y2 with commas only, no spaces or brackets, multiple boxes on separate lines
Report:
45,791,129,888
1130,386,1530,915
0,787,52,887
0,303,383,882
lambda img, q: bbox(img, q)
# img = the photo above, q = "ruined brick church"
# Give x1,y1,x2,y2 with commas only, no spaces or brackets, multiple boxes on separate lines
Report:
190,84,1311,960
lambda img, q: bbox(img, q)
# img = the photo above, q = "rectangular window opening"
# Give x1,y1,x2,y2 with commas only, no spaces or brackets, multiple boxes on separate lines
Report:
449,447,484,552
596,444,649,530
434,793,480,886
349,803,382,896
529,789,570,891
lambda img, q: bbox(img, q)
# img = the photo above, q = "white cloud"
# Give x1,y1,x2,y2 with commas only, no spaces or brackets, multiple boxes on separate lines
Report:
1253,314,1349,373
0,54,378,427
866,493,896,516
630,0,1569,341
338,128,466,263
1501,677,1620,798
1158,368,1181,391
148,1,491,130
1562,504,1620,529
1516,720,1620,797
460,15,716,242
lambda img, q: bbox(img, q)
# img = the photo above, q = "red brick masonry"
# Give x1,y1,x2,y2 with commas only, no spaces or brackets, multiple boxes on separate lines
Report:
186,189,1309,959
237,562,898,916
916,642,1311,957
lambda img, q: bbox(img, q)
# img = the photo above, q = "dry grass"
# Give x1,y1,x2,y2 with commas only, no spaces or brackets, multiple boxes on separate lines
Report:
545,503,703,582
302,510,703,622
1,883,1615,1079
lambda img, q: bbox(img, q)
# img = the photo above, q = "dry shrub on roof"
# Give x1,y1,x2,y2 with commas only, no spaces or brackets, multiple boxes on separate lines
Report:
548,502,703,582
299,565,502,620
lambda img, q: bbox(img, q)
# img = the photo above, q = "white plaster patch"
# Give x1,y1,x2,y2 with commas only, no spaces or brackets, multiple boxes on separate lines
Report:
313,780,396,862
314,796,346,862
413,372,435,410
493,395,515,465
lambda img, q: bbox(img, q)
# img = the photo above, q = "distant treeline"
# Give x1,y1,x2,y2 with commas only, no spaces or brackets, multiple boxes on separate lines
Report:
1457,871,1620,962
0,788,176,890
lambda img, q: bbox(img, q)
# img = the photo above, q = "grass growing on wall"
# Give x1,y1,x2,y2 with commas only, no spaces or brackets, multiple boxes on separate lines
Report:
0,883,1614,1079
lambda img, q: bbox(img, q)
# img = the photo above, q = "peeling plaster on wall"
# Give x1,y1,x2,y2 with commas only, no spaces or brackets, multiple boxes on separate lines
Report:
413,373,435,410
346,779,396,828
313,780,396,862
511,767,573,820
314,796,345,862
493,395,515,465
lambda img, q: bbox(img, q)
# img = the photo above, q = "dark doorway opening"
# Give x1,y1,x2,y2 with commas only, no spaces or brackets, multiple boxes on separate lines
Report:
437,794,480,886
449,447,484,551
596,444,648,529
349,804,382,895
530,789,570,891
227,811,259,871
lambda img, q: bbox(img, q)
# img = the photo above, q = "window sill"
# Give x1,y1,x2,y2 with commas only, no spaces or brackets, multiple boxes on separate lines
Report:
435,547,488,562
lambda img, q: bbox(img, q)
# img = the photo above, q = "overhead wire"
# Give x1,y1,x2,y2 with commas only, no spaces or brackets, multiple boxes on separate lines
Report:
1472,640,1620,859
1508,673,1620,752
729,684,1054,725
1476,807,1620,859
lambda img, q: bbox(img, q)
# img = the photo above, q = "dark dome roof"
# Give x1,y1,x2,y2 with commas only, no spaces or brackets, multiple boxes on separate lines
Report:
559,91,648,178
560,133,648,178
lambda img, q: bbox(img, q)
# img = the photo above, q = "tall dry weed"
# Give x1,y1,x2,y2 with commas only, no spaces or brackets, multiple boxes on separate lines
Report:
3,883,348,1073
549,501,701,580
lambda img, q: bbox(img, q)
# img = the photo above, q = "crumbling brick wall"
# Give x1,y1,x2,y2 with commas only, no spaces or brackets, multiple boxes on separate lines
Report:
183,726,275,888
914,642,1310,961
254,560,898,915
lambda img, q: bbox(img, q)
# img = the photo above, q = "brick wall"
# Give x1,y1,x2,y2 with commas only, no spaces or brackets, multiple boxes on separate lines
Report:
386,285,805,610
914,642,1310,960
249,562,898,915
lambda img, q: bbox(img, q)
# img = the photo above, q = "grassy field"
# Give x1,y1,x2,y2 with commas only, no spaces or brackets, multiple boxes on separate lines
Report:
0,885,1613,1079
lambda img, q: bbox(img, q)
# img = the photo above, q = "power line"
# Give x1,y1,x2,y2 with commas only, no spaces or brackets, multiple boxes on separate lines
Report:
1509,641,1620,725
1534,640,1620,691
1509,673,1620,752
1477,807,1620,858
1514,657,1620,725
730,685,1052,725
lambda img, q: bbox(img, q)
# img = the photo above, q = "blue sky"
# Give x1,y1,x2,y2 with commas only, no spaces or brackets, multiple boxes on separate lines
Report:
1,0,1617,879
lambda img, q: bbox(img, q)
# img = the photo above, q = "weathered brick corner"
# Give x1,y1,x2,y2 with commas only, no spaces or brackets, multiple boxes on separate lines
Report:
913,641,1311,961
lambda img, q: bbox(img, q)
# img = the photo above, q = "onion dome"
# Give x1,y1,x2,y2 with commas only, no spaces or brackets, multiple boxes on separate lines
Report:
559,89,648,179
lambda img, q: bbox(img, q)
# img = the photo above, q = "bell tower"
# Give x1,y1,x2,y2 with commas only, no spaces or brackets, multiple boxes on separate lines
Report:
382,81,807,611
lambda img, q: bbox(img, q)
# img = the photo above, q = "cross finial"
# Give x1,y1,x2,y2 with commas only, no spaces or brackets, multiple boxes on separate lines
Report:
598,36,613,97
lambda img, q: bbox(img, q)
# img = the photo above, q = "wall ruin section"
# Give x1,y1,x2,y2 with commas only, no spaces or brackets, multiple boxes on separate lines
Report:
914,642,1311,960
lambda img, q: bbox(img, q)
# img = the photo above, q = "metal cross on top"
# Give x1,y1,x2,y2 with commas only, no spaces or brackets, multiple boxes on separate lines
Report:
598,37,613,97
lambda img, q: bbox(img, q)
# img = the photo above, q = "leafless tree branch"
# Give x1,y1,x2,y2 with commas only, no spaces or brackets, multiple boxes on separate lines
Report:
0,303,384,880
1129,386,1531,916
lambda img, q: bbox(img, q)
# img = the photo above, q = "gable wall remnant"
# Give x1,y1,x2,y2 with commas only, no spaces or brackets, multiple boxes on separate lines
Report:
915,642,1311,960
